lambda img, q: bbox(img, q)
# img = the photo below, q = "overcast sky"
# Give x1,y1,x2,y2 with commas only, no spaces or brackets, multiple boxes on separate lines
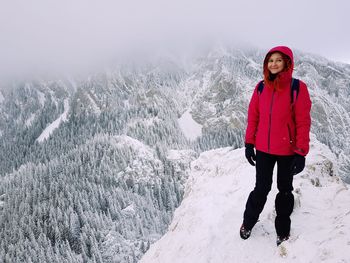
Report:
0,0,349,80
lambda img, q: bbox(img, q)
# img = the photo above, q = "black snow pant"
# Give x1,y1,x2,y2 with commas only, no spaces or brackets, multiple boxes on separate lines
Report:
243,150,295,237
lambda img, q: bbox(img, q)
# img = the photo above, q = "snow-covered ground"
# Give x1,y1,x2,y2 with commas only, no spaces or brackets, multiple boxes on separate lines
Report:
140,135,350,263
36,99,69,142
178,109,202,141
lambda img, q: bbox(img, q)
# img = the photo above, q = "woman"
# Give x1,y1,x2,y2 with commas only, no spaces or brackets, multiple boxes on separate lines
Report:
240,46,311,246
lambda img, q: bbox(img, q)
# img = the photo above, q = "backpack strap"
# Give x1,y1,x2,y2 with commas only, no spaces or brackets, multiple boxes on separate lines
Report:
290,78,300,104
257,78,300,104
257,80,264,95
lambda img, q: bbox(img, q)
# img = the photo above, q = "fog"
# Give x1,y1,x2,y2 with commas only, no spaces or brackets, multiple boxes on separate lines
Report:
0,0,349,81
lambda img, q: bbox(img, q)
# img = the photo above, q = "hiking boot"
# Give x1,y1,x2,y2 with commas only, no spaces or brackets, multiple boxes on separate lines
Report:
276,235,289,246
240,224,251,240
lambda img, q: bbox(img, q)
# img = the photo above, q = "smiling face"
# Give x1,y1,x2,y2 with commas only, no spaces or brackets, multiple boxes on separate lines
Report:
267,52,285,74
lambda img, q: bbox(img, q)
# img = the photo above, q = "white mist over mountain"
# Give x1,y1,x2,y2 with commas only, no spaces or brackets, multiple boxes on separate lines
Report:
0,0,349,81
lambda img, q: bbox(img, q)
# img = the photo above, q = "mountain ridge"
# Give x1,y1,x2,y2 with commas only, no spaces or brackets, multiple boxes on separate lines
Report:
0,46,350,261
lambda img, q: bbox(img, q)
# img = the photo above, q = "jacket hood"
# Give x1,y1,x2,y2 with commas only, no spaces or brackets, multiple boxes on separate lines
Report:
265,46,294,70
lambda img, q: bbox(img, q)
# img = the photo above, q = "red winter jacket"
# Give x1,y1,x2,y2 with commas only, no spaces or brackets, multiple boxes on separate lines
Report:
245,46,312,156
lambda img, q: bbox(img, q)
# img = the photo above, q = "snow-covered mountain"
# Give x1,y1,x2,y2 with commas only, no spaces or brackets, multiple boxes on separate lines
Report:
140,135,350,263
0,45,350,262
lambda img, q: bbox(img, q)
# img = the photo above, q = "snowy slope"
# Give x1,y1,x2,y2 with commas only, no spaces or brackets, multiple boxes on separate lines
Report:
140,134,350,263
178,109,203,140
36,99,69,142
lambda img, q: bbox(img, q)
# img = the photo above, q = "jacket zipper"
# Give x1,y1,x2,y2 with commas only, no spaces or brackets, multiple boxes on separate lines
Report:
268,91,275,153
287,124,293,144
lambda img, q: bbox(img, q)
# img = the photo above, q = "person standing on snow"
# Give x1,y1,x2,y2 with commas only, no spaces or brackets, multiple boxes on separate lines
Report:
240,46,311,246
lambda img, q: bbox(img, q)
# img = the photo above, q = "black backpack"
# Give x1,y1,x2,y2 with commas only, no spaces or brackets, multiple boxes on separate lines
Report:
257,78,300,104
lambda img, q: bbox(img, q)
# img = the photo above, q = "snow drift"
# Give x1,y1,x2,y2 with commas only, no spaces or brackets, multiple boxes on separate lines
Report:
141,134,350,263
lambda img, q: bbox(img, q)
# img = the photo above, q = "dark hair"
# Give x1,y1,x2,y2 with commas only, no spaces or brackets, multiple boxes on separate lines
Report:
263,52,292,89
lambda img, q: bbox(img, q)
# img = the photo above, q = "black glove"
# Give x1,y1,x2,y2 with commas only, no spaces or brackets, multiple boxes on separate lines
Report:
245,143,256,166
290,154,305,175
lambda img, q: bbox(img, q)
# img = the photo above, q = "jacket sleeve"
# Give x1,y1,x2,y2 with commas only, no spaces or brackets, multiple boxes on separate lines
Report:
293,81,312,156
245,83,260,145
